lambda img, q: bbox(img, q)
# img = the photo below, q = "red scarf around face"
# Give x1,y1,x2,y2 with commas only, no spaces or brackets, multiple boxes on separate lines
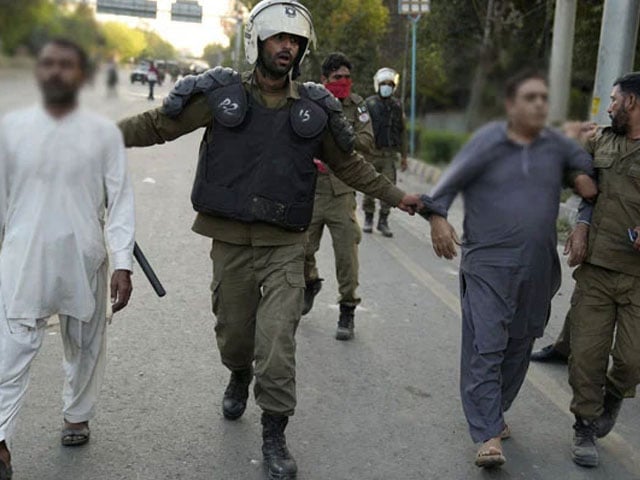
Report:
325,78,352,99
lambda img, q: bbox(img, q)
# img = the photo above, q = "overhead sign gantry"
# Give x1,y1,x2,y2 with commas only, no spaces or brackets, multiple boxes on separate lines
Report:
96,0,158,18
171,0,203,23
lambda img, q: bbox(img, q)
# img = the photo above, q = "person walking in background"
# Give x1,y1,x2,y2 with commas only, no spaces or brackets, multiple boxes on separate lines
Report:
146,61,158,100
0,38,135,480
302,52,374,340
362,67,408,238
106,56,118,97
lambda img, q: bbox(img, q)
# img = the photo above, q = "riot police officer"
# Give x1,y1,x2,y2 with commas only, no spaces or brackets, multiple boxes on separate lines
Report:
117,1,421,478
363,67,408,237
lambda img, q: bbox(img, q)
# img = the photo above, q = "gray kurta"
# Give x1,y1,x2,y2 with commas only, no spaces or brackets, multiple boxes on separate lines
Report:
422,121,593,442
424,121,593,351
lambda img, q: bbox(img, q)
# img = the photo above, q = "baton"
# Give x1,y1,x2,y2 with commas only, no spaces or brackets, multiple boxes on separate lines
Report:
133,242,166,297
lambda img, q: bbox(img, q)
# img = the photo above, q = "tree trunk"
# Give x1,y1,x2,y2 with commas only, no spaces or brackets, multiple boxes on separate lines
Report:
465,0,495,131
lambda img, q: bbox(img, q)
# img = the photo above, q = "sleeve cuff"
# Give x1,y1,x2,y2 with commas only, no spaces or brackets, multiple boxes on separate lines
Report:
112,250,134,272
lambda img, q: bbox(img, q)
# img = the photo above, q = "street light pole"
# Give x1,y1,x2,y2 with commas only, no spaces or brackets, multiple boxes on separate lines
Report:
398,0,430,157
409,15,420,156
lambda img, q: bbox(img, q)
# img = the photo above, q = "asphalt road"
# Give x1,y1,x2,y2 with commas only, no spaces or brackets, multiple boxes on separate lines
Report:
1,66,639,480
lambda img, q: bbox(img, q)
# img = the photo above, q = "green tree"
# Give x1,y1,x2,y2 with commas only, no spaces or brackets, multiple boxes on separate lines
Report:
301,0,390,94
0,0,58,54
140,30,176,60
202,42,233,68
101,22,147,62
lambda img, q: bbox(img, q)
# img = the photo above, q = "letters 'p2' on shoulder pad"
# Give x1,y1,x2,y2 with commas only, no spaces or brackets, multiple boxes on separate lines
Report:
162,66,241,118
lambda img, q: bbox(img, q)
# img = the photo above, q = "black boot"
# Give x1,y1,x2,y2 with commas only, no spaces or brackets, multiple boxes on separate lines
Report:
377,213,393,237
302,278,323,315
594,391,623,438
262,413,297,479
363,213,374,233
572,417,598,467
222,367,253,420
336,304,355,341
530,344,568,363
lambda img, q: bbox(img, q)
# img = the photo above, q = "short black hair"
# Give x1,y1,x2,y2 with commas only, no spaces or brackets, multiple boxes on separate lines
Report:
614,72,640,97
321,52,352,78
504,69,547,100
39,38,89,73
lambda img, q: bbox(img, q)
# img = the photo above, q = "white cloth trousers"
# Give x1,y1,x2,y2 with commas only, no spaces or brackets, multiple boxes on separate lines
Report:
0,265,108,445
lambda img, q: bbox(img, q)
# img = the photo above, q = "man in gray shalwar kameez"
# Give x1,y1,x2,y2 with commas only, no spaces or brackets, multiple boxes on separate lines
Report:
420,70,597,468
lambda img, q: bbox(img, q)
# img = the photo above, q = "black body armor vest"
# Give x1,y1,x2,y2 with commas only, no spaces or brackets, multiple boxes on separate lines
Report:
190,81,328,231
366,95,404,149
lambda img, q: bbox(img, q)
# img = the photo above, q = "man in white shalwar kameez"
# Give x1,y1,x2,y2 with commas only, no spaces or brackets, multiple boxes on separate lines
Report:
0,39,135,480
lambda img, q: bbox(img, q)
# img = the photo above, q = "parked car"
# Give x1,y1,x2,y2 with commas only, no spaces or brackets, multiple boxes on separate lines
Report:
130,61,167,85
130,63,149,84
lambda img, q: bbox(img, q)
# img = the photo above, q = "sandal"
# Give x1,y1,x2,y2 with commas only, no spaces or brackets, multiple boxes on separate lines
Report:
61,424,90,447
0,458,12,480
500,423,511,440
475,445,506,468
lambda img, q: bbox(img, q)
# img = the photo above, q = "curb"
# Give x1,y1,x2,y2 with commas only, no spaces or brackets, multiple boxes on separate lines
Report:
406,157,443,184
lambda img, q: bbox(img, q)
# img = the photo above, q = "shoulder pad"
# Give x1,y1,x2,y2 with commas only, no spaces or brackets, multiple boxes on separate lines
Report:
162,66,240,118
301,81,330,101
197,66,240,89
300,82,343,113
173,75,198,96
300,82,354,152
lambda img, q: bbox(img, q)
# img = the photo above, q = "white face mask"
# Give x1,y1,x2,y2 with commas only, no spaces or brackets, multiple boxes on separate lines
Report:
379,85,394,98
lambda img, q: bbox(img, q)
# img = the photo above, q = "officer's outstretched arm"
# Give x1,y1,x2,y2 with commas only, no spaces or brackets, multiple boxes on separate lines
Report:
118,95,211,148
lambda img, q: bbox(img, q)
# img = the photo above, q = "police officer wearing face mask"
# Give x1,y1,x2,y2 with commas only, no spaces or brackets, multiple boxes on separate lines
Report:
117,2,421,478
302,52,374,341
363,67,409,237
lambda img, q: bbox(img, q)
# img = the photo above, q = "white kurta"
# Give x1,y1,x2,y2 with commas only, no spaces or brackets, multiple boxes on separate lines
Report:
0,105,135,322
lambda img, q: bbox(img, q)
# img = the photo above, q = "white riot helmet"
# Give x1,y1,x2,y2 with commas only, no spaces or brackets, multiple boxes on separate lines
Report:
244,0,316,77
373,67,400,94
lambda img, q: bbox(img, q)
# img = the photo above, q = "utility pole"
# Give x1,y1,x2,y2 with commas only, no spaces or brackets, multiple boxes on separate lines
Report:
590,0,640,124
548,0,577,125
